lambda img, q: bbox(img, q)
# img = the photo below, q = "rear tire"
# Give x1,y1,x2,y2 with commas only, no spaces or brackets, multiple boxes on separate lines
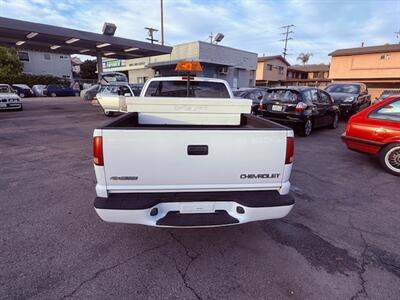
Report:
330,112,339,129
379,143,400,176
300,118,313,137
19,93,25,98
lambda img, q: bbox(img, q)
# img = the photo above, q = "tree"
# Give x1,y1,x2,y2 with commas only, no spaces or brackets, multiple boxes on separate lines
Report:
80,59,97,79
297,52,313,66
0,47,23,76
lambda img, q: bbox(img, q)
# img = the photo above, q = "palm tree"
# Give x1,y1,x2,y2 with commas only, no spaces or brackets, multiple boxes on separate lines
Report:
297,53,313,66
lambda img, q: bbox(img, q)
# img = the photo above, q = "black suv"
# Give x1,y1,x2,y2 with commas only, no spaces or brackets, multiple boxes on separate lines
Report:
259,87,339,136
325,83,371,115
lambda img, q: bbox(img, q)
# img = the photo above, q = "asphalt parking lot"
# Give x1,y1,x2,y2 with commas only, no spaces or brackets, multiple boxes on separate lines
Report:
1,97,399,299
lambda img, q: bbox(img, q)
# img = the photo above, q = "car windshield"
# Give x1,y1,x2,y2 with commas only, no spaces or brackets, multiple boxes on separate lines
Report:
144,80,230,98
0,85,11,93
14,84,30,89
232,90,248,97
265,89,299,103
326,84,360,94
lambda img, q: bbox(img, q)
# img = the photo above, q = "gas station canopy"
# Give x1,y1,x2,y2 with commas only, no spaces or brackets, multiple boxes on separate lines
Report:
0,17,172,59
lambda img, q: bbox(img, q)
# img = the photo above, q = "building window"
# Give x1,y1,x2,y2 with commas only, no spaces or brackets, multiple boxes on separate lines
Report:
266,64,273,71
18,52,29,61
380,54,390,60
313,72,324,79
44,53,51,60
278,66,284,75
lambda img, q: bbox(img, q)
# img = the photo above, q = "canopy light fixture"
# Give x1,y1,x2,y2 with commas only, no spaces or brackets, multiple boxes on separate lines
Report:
96,43,111,48
79,49,90,53
50,45,61,50
65,38,80,44
104,52,116,56
16,41,25,46
26,32,38,39
124,47,139,52
102,22,117,36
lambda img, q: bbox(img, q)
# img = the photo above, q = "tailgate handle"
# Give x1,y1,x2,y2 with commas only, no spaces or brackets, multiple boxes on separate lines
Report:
187,145,208,155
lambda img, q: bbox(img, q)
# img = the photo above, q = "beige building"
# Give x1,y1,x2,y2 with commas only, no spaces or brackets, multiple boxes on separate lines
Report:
285,64,330,87
329,44,400,99
256,55,290,86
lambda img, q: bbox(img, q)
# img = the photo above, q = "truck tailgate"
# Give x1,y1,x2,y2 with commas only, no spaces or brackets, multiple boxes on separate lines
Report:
102,129,287,192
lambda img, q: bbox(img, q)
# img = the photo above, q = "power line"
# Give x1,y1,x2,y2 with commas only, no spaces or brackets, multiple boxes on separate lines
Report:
145,27,159,44
279,24,295,58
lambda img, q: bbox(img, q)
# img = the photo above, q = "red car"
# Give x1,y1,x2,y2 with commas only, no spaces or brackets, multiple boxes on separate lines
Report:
342,95,400,176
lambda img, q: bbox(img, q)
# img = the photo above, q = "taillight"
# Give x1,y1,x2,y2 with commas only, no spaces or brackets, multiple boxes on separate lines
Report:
93,136,104,166
285,137,294,164
295,102,307,113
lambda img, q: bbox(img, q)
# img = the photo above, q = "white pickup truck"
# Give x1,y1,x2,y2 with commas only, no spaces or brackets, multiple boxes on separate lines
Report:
93,76,295,227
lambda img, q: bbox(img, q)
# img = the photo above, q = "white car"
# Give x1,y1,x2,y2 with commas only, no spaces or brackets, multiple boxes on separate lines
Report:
32,84,47,97
96,83,142,116
93,75,294,227
0,84,22,111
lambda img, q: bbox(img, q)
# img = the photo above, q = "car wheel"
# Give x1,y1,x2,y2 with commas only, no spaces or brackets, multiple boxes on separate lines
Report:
75,92,80,96
104,111,114,117
51,93,57,97
300,118,313,137
330,112,339,129
19,93,25,98
379,143,400,176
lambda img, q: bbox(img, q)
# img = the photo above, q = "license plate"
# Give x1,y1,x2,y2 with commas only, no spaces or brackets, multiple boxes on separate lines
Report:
272,105,283,112
0,103,6,108
180,203,215,214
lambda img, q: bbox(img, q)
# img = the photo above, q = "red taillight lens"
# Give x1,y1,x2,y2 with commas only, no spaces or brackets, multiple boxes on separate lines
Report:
93,136,104,166
285,137,294,164
295,102,307,113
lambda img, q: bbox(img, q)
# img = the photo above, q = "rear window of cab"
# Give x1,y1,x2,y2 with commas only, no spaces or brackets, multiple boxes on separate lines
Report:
265,89,300,103
144,80,230,98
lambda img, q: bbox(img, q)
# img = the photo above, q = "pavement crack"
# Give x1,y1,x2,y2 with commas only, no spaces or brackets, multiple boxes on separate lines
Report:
62,242,169,299
348,216,369,300
168,231,202,300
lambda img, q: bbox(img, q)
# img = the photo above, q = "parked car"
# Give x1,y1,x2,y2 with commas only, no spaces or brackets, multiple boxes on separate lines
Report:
44,84,80,97
0,84,22,111
12,84,34,98
342,95,400,176
325,83,371,115
375,89,400,102
233,88,268,115
32,85,47,97
96,83,143,116
80,84,100,101
259,87,340,136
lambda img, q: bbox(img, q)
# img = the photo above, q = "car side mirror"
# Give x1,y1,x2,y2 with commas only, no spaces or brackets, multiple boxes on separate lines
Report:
258,95,263,100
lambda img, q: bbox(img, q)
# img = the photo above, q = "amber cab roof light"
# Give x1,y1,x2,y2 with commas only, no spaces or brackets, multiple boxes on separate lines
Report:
175,61,203,73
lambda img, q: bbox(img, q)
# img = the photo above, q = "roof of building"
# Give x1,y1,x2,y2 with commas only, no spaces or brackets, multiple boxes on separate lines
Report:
288,64,330,72
329,44,400,57
257,55,290,66
146,59,234,68
0,17,172,59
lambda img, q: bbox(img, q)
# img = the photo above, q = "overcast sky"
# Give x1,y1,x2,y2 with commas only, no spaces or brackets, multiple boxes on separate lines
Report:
1,0,399,64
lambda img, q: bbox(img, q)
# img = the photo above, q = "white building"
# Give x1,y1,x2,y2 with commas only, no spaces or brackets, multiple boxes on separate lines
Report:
103,41,257,88
17,50,72,79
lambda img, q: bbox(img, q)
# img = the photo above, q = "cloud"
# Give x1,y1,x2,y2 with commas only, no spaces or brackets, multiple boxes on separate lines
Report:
0,0,399,64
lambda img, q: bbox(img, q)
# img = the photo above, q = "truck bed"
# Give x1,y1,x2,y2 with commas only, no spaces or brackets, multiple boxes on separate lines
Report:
100,112,289,131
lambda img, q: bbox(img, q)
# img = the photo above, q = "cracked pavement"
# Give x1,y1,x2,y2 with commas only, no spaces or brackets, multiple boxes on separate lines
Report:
1,97,399,299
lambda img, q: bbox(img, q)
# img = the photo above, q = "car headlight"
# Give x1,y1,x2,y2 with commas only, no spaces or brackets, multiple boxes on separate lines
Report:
343,96,356,102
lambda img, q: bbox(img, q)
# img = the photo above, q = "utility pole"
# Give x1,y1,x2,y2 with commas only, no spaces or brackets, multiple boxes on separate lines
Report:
280,24,295,58
145,27,159,44
160,0,164,45
209,32,214,44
